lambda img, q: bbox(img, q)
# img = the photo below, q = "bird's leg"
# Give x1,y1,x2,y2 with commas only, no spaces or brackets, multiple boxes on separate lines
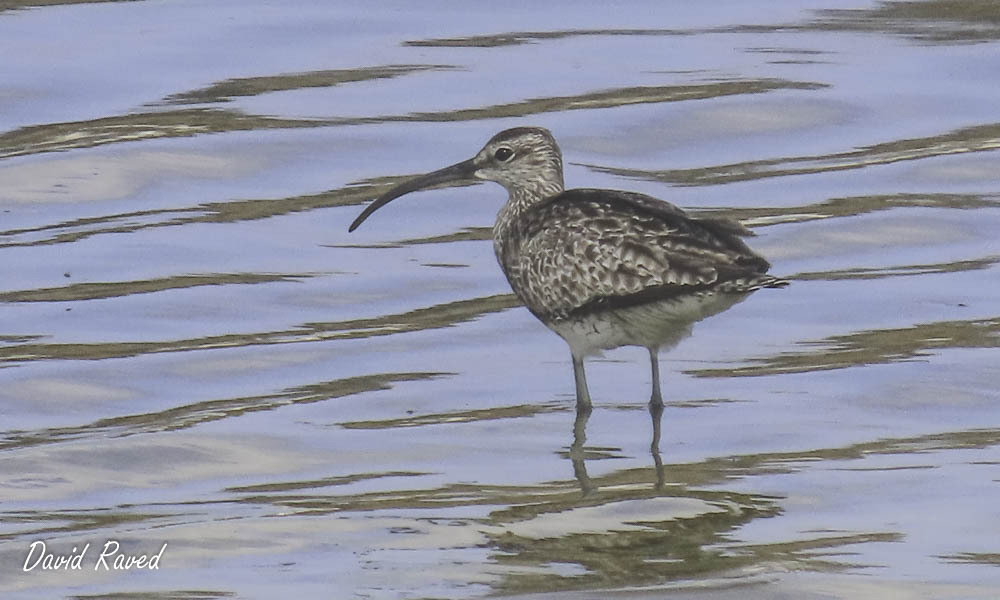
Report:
648,347,663,408
571,352,592,410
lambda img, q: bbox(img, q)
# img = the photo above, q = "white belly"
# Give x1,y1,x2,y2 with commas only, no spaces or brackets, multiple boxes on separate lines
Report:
545,291,750,357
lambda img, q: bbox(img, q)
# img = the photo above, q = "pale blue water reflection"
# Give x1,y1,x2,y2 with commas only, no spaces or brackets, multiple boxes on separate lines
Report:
1,1,999,599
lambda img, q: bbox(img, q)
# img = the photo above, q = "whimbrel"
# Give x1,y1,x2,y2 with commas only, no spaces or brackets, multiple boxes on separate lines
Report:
349,127,785,409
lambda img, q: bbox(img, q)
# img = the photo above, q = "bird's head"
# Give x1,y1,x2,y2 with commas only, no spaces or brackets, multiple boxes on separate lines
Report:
349,127,564,232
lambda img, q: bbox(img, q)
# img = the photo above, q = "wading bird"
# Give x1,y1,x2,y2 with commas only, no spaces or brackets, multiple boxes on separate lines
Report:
349,127,785,410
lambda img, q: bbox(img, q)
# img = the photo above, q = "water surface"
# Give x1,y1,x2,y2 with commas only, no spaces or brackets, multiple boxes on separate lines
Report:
1,1,999,598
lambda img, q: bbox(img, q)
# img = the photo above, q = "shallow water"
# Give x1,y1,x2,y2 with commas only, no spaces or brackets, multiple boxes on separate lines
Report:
1,1,999,598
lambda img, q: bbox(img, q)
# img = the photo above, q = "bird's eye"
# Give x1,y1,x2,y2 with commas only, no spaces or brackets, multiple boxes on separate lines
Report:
493,147,514,162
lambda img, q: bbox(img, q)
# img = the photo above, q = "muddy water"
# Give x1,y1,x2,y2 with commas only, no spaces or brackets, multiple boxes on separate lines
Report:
1,1,999,598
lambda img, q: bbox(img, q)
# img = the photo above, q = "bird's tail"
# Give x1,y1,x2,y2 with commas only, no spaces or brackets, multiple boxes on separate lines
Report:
760,275,789,289
718,274,789,293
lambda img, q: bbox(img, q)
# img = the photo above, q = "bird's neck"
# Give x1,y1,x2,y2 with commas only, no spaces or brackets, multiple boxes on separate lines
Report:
492,181,564,272
499,180,564,222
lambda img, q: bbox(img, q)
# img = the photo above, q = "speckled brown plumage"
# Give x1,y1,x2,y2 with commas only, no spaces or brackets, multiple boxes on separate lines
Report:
498,188,782,321
349,126,786,408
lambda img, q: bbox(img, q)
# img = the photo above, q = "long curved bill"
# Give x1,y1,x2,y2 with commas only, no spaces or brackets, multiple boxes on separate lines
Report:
348,158,477,232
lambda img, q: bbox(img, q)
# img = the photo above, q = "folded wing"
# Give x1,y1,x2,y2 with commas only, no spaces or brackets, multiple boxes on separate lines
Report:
509,189,784,320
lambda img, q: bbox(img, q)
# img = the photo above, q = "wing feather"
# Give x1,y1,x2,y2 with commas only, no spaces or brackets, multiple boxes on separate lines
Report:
505,189,781,319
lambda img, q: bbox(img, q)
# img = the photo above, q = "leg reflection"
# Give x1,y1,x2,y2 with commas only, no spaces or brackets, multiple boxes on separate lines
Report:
568,401,667,495
649,400,665,490
570,403,594,495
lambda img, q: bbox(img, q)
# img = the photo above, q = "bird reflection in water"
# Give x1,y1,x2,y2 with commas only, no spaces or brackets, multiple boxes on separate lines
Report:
568,401,666,495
